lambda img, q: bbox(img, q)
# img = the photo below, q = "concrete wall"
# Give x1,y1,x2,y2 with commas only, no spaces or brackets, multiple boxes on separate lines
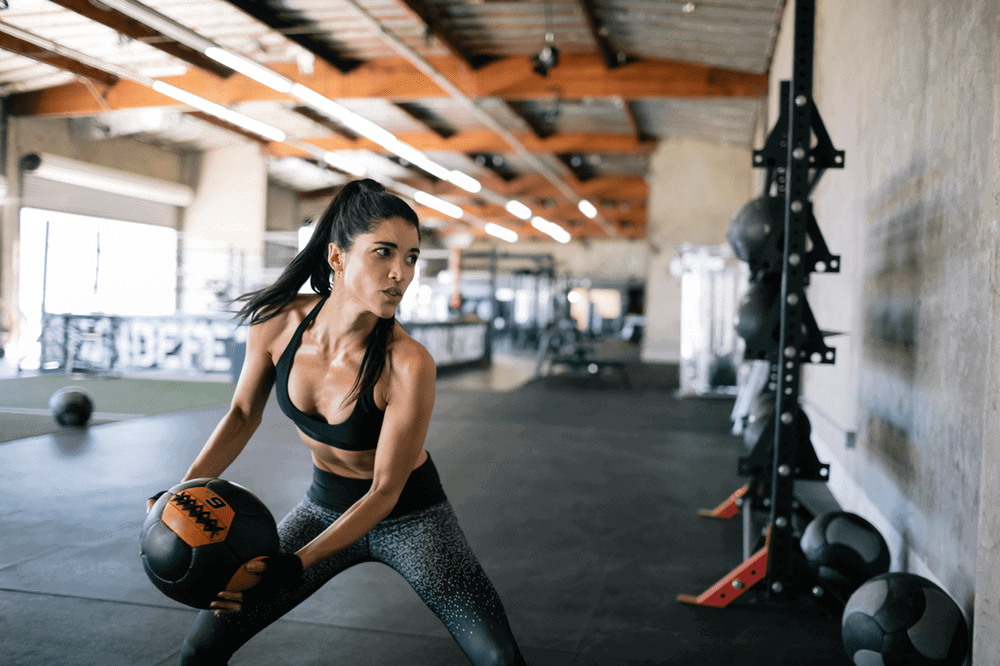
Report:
179,144,268,313
266,182,300,232
769,1,1000,657
642,137,756,362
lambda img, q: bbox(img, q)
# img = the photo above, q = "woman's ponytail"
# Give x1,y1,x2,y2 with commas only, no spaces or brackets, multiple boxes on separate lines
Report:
231,179,399,326
230,179,421,407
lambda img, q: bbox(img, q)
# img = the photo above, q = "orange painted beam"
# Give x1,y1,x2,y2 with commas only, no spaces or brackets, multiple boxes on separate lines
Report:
47,0,233,79
9,54,766,118
267,130,654,156
0,32,118,87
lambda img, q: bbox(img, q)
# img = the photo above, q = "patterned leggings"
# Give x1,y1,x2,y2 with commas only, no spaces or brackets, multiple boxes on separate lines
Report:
178,497,527,666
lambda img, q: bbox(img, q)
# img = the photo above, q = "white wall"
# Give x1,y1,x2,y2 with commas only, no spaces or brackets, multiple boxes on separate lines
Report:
641,137,756,362
180,144,268,313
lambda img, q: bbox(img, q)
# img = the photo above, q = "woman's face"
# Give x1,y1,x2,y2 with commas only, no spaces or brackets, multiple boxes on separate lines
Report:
330,216,420,318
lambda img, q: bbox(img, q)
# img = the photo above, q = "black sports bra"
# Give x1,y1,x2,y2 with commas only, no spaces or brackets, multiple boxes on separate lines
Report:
275,297,385,451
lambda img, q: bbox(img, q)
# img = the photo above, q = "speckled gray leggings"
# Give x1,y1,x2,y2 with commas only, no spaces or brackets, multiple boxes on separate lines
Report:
178,497,527,666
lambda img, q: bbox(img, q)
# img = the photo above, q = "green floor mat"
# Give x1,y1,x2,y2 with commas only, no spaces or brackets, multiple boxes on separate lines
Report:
0,375,235,443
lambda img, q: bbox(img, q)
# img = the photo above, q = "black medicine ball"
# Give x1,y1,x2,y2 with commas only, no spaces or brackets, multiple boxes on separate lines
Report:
842,572,968,666
140,478,280,609
48,386,94,426
801,511,891,597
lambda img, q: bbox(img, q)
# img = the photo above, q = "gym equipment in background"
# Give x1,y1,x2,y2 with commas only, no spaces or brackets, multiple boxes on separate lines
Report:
842,572,969,666
800,511,891,602
680,0,851,612
140,478,279,609
673,243,748,397
48,385,94,426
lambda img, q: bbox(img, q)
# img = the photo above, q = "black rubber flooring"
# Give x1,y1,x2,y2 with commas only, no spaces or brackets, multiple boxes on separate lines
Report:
0,363,852,665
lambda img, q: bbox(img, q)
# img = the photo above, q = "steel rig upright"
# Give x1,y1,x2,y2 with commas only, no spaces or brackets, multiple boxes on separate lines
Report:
679,0,847,610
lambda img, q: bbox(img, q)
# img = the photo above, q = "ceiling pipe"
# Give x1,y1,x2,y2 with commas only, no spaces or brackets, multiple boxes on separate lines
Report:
337,0,620,239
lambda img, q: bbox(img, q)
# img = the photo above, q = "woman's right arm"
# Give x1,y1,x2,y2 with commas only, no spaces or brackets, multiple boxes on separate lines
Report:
181,319,278,482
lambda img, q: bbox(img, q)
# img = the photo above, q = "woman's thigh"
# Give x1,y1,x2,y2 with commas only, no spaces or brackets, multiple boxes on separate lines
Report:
179,498,368,664
368,501,525,666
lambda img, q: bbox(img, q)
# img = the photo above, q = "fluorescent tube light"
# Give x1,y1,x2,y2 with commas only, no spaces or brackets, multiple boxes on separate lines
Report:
290,84,397,147
505,200,532,220
323,152,366,177
289,84,455,181
577,199,598,219
449,170,482,194
484,223,518,243
152,81,286,142
220,112,286,143
204,47,293,93
290,84,348,119
414,191,464,219
390,142,452,180
531,216,571,244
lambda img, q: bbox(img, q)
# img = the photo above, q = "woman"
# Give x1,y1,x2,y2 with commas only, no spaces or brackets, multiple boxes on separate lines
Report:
150,179,527,665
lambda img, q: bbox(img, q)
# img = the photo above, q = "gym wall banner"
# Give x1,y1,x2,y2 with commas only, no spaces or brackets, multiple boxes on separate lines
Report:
40,313,246,378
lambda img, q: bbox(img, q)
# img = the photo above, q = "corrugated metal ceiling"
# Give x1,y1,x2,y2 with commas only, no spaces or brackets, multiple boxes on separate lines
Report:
0,0,784,239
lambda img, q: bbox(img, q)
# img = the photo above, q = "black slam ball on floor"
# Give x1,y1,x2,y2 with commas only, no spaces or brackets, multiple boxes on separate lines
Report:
48,386,94,426
800,511,891,599
140,478,280,609
842,572,969,666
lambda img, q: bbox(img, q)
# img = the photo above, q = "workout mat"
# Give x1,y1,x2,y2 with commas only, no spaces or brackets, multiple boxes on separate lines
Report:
0,362,851,665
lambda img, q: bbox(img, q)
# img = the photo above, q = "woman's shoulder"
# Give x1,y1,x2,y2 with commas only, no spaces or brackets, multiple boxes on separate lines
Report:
389,323,435,375
249,294,323,347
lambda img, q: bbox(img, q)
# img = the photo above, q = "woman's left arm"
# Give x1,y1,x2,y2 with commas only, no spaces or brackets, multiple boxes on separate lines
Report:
295,341,436,569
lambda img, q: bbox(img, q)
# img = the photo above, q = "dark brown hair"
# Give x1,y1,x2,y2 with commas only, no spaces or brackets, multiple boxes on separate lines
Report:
233,178,420,406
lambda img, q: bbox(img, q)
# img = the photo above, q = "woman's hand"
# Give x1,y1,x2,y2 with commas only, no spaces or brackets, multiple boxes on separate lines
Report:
146,490,167,514
207,555,303,615
209,589,246,615
207,559,265,615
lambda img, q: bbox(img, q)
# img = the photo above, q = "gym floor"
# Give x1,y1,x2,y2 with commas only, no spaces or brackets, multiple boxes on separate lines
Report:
0,358,852,665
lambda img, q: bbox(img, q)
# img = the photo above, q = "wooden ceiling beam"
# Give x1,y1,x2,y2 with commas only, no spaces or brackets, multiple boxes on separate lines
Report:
48,0,234,79
0,31,119,87
485,173,649,202
268,130,654,155
9,54,767,117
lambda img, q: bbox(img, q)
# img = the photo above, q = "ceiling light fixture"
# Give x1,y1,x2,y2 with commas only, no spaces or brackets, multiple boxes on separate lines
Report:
289,84,458,182
289,84,398,147
322,151,366,177
484,223,518,243
531,216,571,244
531,0,559,78
389,142,452,180
98,0,215,52
505,200,533,220
414,191,464,219
152,81,286,142
448,170,482,194
577,199,598,219
531,41,559,78
204,47,293,93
